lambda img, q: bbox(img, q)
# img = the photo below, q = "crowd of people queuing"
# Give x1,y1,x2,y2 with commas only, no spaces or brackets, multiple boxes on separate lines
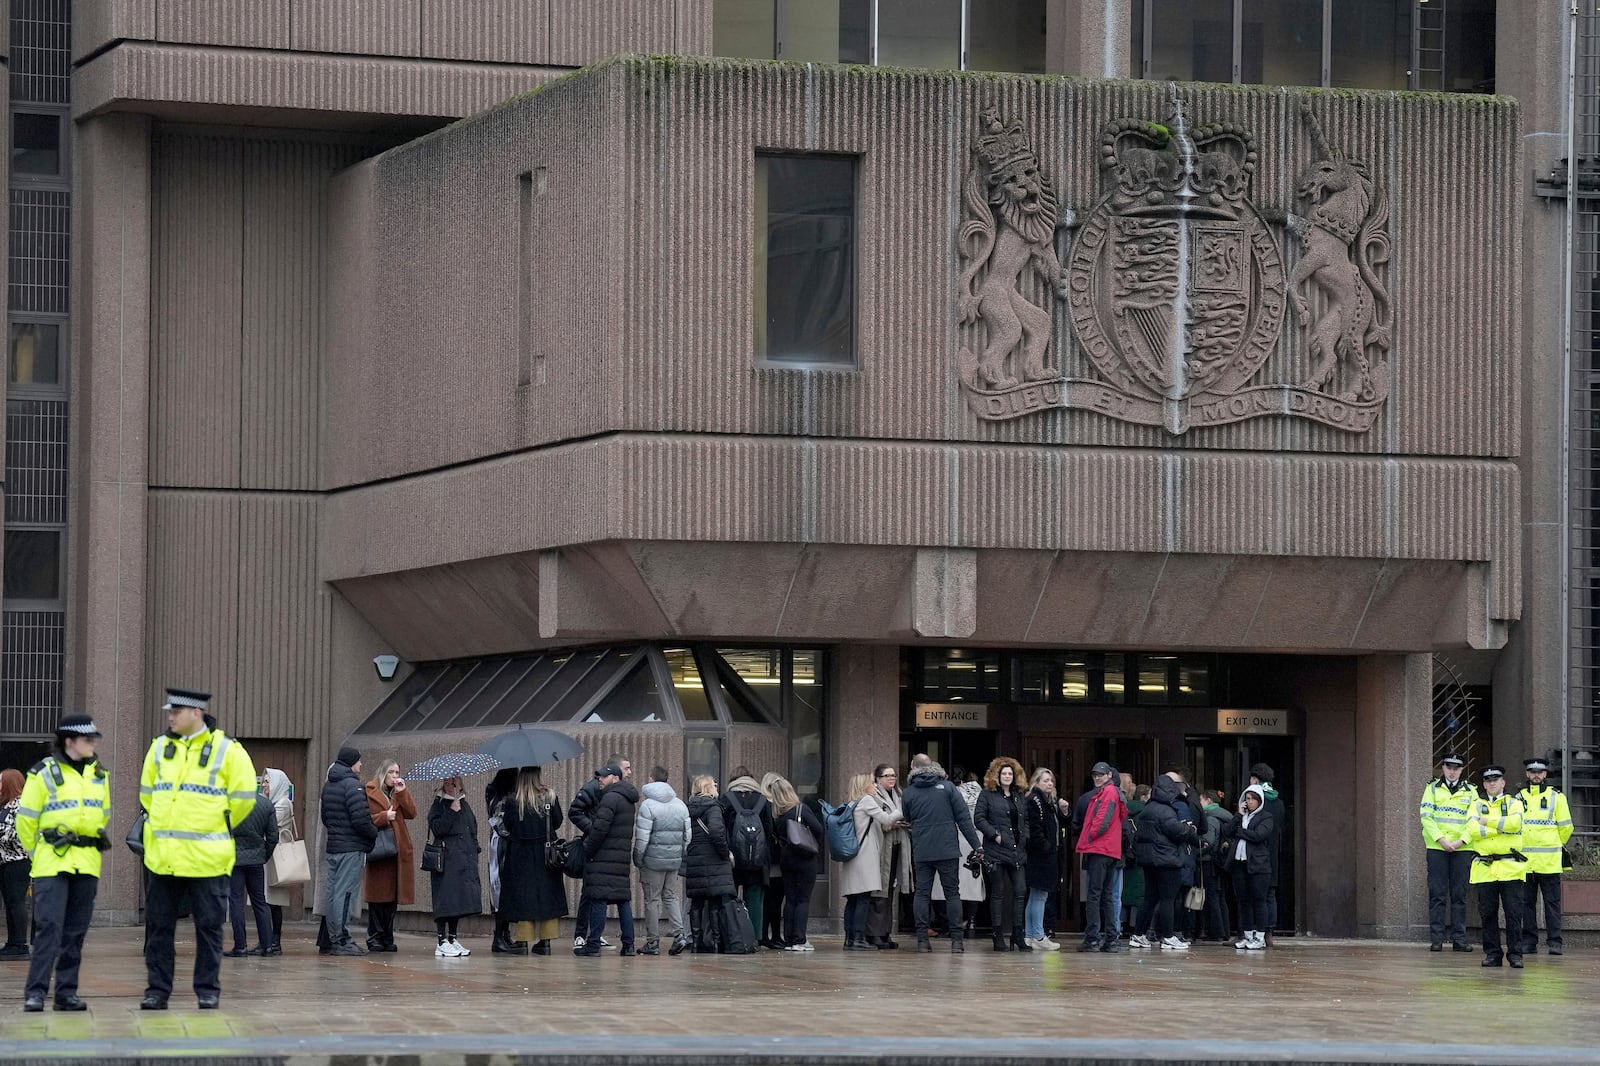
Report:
301,748,1296,958
9,687,1573,1012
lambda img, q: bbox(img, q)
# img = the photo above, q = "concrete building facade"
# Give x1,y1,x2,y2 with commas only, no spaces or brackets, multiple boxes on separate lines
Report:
0,1,1574,939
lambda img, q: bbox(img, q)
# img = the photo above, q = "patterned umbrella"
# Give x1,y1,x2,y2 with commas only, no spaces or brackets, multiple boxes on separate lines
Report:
403,752,501,781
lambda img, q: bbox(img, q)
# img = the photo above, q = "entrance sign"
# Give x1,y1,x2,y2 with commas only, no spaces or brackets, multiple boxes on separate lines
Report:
1217,709,1288,735
916,704,991,730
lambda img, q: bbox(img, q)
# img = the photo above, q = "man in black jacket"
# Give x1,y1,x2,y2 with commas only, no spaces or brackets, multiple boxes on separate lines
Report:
1249,762,1287,942
901,755,983,953
569,753,628,950
576,764,640,957
320,747,376,956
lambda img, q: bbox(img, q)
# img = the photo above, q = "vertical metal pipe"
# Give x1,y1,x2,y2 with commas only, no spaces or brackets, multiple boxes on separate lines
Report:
1563,1,1580,802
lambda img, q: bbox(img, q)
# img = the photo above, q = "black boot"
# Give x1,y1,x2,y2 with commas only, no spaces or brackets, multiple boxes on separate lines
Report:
992,934,1010,951
531,939,553,956
1011,927,1032,951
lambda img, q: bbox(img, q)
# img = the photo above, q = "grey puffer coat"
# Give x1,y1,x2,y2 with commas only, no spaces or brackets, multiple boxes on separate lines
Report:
634,781,690,873
582,780,639,902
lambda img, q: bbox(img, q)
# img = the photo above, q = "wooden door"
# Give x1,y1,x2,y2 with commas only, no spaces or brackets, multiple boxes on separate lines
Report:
1018,736,1085,932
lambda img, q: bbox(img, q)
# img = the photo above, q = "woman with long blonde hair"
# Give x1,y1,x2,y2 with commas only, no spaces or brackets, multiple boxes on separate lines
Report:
769,775,824,950
361,759,416,952
974,757,1029,951
759,771,787,946
836,772,892,951
1022,767,1062,950
497,766,567,955
682,775,735,952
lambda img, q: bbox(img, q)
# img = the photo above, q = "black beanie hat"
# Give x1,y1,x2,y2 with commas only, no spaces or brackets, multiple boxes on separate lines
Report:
336,746,361,768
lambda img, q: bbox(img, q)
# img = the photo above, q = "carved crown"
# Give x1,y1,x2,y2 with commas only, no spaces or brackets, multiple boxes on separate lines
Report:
1098,115,1257,220
973,106,1037,176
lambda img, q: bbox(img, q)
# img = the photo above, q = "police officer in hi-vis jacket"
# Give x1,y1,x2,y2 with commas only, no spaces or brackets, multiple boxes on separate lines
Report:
15,714,111,1012
137,688,257,1011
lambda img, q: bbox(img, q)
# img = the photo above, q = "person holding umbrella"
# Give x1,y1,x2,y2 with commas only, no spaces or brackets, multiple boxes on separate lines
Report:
427,776,482,957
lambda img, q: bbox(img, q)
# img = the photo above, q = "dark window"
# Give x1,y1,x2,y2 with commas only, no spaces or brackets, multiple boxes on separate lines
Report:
581,655,668,723
1149,0,1235,82
685,735,724,785
8,321,60,386
3,527,60,600
1330,0,1408,90
878,0,962,69
967,0,1046,74
838,0,872,63
918,648,1001,702
11,111,60,177
756,154,856,366
665,647,716,721
1241,0,1322,87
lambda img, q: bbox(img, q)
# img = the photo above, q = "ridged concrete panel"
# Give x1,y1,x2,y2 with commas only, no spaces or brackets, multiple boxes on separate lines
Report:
75,44,561,122
548,0,677,67
150,130,243,488
421,0,549,64
145,491,241,729
240,137,371,490
324,71,624,486
728,725,786,782
674,0,711,55
75,0,156,61
158,0,291,48
234,495,330,738
147,492,329,738
320,434,1519,623
289,0,421,57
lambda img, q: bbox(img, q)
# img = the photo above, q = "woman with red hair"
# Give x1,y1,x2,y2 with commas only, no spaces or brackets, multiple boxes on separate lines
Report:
974,757,1029,951
0,768,29,958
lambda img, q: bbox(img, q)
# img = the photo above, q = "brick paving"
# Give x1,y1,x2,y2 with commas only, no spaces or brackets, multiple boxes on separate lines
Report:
0,927,1592,1063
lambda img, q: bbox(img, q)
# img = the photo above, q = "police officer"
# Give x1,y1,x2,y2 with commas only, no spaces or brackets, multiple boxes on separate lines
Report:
1419,753,1475,952
137,688,256,1010
14,714,111,1012
1517,756,1572,956
1452,765,1526,968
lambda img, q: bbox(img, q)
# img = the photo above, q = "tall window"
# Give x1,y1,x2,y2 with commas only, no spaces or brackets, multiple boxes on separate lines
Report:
1136,0,1494,92
755,154,856,367
716,0,1045,74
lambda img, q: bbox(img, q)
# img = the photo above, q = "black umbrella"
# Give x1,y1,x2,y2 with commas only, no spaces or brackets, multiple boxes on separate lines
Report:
474,726,585,769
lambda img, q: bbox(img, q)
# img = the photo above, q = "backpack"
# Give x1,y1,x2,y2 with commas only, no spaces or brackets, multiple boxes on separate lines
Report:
728,792,771,870
820,799,861,861
1121,815,1138,863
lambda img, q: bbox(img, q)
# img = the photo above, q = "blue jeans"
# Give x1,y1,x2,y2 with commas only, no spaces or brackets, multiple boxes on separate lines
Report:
1025,888,1048,940
586,897,635,949
1111,866,1124,936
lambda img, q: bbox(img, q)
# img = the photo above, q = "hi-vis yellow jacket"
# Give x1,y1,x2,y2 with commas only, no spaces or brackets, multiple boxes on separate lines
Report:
139,726,257,878
1456,793,1526,885
15,756,110,878
1419,778,1476,851
1515,784,1573,876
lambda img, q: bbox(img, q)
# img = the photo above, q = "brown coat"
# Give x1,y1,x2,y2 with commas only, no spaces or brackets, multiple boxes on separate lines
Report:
363,781,418,905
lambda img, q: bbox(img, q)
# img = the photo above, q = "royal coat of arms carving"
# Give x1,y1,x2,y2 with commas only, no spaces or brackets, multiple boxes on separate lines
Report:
957,97,1393,434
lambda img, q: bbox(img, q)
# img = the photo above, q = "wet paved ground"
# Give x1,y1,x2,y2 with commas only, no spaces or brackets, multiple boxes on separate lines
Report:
0,926,1593,1063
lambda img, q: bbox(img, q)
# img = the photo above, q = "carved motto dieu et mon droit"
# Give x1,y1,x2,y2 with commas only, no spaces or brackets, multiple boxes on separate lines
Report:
957,96,1393,434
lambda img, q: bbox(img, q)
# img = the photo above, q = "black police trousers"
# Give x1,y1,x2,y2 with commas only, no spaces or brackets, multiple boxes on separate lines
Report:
25,872,97,1001
1477,878,1524,963
145,873,228,1000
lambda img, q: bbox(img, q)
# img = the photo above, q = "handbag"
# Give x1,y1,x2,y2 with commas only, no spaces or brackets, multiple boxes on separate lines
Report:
420,829,445,875
370,826,398,861
783,810,819,856
125,810,147,856
542,803,569,872
266,803,311,886
1184,884,1206,911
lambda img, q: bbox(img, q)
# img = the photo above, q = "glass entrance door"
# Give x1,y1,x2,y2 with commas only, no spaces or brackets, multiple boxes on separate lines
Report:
1184,735,1297,934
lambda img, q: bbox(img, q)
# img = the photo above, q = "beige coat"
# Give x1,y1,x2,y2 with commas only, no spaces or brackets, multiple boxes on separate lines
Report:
853,785,912,898
837,788,904,899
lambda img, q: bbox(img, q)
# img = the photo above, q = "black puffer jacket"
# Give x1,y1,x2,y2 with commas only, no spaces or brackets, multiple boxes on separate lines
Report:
1134,777,1197,869
683,794,735,900
901,763,982,863
974,787,1027,867
231,793,279,867
581,779,639,902
1023,788,1062,891
321,762,378,855
568,776,603,837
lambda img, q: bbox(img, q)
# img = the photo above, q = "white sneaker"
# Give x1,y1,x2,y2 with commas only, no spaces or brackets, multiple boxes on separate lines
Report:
449,937,470,957
1235,932,1254,949
1042,936,1062,949
435,939,460,957
1246,933,1267,951
572,936,587,951
796,941,814,951
1128,934,1152,949
1160,936,1190,951
598,937,615,949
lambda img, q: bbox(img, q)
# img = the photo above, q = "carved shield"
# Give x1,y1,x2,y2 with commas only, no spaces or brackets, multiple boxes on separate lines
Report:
1070,202,1284,407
